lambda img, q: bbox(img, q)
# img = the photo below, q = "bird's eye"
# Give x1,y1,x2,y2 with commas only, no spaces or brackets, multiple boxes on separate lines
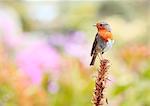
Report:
100,24,103,26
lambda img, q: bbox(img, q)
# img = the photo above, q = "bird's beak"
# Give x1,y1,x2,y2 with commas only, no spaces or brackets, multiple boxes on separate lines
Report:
93,24,96,27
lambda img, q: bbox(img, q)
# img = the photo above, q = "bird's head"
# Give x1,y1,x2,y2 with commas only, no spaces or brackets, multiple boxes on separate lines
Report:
93,21,112,32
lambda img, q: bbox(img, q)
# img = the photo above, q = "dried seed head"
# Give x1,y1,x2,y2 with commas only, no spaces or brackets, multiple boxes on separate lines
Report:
92,59,110,106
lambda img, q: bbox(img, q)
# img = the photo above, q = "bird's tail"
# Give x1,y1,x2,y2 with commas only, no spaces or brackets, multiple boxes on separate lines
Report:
90,53,97,66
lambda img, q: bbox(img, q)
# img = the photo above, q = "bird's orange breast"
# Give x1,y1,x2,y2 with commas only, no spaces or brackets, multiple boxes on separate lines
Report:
98,30,113,42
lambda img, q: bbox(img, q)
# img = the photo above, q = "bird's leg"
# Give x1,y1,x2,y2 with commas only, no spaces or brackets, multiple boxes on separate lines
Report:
100,52,104,60
98,53,101,60
98,53,103,60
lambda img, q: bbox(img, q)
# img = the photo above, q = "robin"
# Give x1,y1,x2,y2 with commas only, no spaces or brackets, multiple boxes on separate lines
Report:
90,21,114,66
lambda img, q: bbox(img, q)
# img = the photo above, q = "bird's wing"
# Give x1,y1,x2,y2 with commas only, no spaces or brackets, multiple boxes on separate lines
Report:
103,39,114,52
91,33,98,56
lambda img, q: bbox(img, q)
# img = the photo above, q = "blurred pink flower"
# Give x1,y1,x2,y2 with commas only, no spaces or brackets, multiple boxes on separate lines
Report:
48,81,59,94
49,31,91,66
64,32,89,58
16,41,61,85
48,33,67,47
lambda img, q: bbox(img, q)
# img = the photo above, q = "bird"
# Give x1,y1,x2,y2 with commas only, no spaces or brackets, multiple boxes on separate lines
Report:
90,21,114,66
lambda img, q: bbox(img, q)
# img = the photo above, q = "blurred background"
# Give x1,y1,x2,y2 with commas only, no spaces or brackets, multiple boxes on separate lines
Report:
0,1,150,106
